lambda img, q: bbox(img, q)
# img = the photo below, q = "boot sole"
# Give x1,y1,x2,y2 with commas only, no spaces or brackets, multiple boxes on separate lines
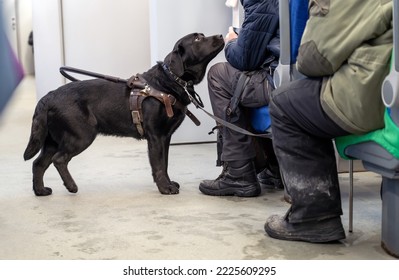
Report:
199,184,261,197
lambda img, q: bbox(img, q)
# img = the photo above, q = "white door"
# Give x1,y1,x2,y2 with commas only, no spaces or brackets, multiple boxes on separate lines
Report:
1,0,19,59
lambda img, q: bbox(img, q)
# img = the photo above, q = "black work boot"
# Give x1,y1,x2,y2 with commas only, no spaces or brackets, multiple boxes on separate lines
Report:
257,167,283,190
264,214,346,243
199,160,261,197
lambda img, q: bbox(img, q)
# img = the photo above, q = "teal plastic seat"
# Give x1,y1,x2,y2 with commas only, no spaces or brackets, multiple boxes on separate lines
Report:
335,50,399,258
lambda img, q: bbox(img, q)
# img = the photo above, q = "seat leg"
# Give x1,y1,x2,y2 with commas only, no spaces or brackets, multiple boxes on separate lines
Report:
381,177,399,258
349,159,354,233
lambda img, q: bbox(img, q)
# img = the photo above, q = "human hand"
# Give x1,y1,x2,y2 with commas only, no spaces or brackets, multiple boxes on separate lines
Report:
225,26,238,42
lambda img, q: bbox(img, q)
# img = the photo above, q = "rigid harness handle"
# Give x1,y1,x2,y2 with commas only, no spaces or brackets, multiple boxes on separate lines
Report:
59,66,129,84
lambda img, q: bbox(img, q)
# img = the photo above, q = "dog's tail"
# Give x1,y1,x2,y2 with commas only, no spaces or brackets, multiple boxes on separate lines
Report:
23,97,49,161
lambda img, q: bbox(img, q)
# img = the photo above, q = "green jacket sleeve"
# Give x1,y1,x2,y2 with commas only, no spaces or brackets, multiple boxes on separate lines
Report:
296,0,392,77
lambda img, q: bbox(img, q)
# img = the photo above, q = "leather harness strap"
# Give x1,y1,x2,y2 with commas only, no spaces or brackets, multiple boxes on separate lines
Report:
128,75,200,137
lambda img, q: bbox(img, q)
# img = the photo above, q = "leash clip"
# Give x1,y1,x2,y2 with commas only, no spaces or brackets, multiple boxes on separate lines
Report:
184,87,199,108
184,86,204,109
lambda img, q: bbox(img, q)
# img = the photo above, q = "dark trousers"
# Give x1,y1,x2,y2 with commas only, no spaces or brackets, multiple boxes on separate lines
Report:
269,78,350,223
207,62,272,165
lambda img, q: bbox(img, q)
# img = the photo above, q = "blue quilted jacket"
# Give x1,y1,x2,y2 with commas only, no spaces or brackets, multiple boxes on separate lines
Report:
225,0,279,71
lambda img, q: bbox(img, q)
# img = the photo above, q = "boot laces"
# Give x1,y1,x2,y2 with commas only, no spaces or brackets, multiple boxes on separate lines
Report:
215,163,228,181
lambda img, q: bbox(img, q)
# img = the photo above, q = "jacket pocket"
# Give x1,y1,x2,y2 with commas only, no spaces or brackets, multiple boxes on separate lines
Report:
309,0,330,17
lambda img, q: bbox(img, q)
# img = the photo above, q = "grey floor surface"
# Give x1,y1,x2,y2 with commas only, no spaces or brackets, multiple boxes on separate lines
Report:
0,76,395,260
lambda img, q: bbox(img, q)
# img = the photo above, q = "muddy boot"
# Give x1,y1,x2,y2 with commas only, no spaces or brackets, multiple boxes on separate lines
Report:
264,212,346,243
199,160,261,197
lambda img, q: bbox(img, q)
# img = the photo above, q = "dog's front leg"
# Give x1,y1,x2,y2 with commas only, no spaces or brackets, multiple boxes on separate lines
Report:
162,136,180,190
147,135,179,194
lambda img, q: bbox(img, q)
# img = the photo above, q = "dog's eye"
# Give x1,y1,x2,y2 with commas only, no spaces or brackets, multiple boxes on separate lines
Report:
195,36,201,42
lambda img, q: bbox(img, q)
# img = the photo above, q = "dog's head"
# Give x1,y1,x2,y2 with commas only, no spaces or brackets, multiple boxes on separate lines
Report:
164,33,225,85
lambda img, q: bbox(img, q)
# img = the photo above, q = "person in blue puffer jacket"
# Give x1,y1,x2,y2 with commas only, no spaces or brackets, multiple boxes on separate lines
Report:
225,0,279,71
199,0,281,197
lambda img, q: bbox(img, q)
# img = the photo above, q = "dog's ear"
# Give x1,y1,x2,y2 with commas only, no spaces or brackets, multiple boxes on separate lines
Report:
165,44,185,77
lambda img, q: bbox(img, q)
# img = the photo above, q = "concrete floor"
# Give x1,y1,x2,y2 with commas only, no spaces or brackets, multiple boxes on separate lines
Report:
0,76,395,260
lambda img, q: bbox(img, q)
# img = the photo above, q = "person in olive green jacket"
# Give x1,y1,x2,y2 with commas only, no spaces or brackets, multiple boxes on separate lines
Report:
265,0,393,242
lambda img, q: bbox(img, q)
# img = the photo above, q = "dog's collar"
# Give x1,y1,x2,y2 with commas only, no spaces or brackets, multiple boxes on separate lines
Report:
160,62,204,108
160,62,193,88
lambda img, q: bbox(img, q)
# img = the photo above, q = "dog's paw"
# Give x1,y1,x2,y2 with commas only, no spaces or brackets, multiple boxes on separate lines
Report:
159,183,180,195
33,186,53,196
169,183,179,194
171,181,180,189
65,184,78,194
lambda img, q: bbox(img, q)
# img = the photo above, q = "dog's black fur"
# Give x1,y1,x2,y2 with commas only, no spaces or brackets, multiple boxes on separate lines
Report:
24,33,224,196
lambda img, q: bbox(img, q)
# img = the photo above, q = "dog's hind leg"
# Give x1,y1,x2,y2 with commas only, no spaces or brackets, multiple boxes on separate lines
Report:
32,137,57,196
52,151,78,194
51,129,96,194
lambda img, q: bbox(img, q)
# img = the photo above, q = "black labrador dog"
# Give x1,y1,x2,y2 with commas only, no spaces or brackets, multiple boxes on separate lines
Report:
24,33,224,196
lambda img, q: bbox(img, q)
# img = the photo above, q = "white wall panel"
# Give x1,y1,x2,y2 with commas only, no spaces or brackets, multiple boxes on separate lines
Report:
62,0,151,79
150,0,230,143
